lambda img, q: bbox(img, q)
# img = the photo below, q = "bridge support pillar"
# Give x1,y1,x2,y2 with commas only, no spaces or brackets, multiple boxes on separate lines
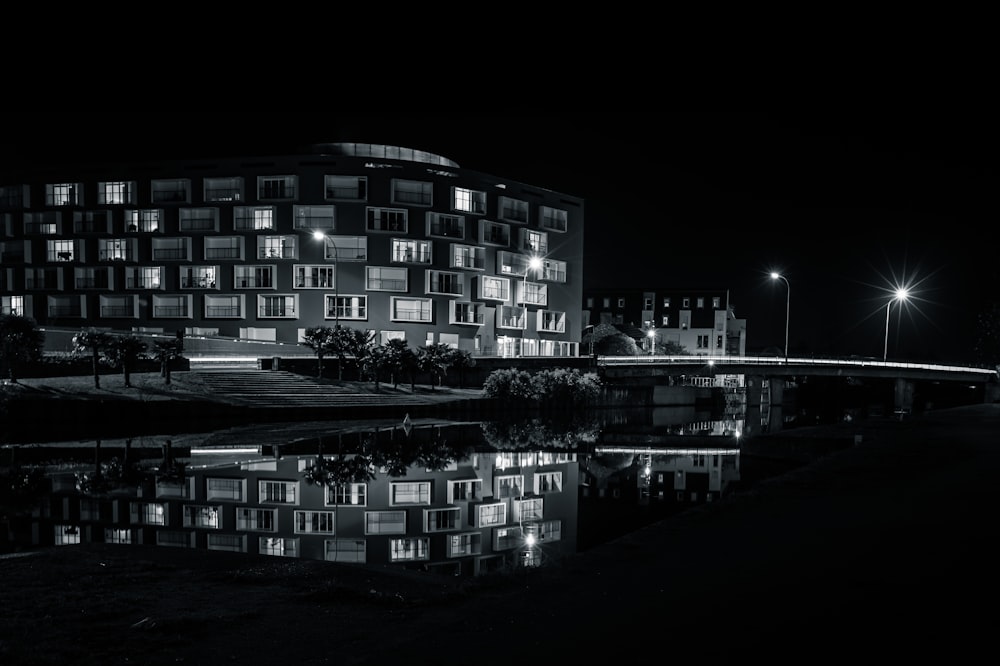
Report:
894,377,915,416
769,379,785,433
743,375,765,438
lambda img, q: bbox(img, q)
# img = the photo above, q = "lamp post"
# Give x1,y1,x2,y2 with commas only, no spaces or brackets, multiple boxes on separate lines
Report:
646,327,655,355
313,231,339,328
521,256,542,357
883,288,910,361
770,272,790,361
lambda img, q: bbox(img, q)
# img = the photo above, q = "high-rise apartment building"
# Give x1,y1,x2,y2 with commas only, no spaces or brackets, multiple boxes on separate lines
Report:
0,143,584,358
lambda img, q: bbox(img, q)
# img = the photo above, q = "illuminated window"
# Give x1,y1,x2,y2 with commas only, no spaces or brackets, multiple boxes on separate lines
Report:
259,480,299,503
391,297,432,323
1,295,25,316
294,510,335,534
126,209,162,233
234,206,275,231
390,481,431,506
390,538,429,562
45,183,82,206
367,266,407,292
326,483,367,507
259,537,298,557
236,508,276,531
98,181,136,205
452,187,486,214
446,532,482,557
450,244,485,270
392,239,432,264
365,510,406,535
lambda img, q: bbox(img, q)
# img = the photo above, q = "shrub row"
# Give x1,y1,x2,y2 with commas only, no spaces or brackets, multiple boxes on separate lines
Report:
481,367,602,406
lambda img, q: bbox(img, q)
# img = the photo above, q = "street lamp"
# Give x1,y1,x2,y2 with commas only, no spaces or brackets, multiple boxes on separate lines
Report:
312,231,339,329
646,327,655,355
883,288,910,361
770,272,790,361
521,256,543,356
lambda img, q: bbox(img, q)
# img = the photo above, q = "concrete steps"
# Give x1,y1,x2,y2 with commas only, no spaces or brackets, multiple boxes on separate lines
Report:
190,370,430,408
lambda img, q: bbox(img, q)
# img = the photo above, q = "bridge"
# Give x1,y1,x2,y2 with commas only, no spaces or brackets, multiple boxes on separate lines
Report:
596,355,997,383
596,355,999,433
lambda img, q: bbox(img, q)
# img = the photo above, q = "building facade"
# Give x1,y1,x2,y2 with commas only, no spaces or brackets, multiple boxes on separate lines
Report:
0,143,584,358
584,288,747,356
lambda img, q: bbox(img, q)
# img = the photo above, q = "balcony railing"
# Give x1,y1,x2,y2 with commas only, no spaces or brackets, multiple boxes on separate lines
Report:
206,306,241,317
153,306,188,317
205,247,240,260
48,306,82,317
152,249,188,260
101,306,134,317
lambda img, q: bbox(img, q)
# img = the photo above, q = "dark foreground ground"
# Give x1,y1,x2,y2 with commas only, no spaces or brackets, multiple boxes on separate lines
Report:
2,403,999,665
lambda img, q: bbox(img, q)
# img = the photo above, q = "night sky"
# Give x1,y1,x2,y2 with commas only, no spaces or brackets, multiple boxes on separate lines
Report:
1,111,995,365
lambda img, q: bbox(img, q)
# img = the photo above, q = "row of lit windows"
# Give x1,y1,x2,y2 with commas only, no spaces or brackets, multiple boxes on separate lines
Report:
588,295,724,310
0,180,570,232
123,498,551,537
3,263,553,299
4,207,564,244
2,293,566,330
4,240,562,280
54,524,564,564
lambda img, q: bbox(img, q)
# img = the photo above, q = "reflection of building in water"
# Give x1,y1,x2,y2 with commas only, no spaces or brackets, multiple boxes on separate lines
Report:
20,438,581,577
587,447,741,506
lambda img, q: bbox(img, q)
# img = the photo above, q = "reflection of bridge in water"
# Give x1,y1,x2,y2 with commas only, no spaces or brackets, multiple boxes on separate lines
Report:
596,355,999,434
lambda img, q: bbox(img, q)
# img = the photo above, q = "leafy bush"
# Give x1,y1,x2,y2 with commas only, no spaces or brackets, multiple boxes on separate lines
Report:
482,367,602,407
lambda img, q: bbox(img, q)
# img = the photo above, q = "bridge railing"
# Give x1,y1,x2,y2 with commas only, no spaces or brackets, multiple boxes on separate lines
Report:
597,354,998,379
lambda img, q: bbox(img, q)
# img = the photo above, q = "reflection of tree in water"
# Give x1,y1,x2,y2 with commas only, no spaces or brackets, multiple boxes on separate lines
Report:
480,416,601,450
302,425,473,479
74,438,144,496
1,464,45,516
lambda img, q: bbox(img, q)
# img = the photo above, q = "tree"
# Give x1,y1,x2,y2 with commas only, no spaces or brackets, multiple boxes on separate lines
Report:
328,327,374,381
417,343,455,390
595,330,639,356
360,344,388,391
450,348,476,388
381,338,418,389
151,339,183,385
585,322,642,357
104,334,148,388
73,328,112,389
661,340,688,355
0,315,44,383
301,326,337,378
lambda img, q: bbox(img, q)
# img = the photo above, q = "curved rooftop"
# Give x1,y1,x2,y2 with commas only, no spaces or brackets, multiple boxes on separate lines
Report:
309,142,460,169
